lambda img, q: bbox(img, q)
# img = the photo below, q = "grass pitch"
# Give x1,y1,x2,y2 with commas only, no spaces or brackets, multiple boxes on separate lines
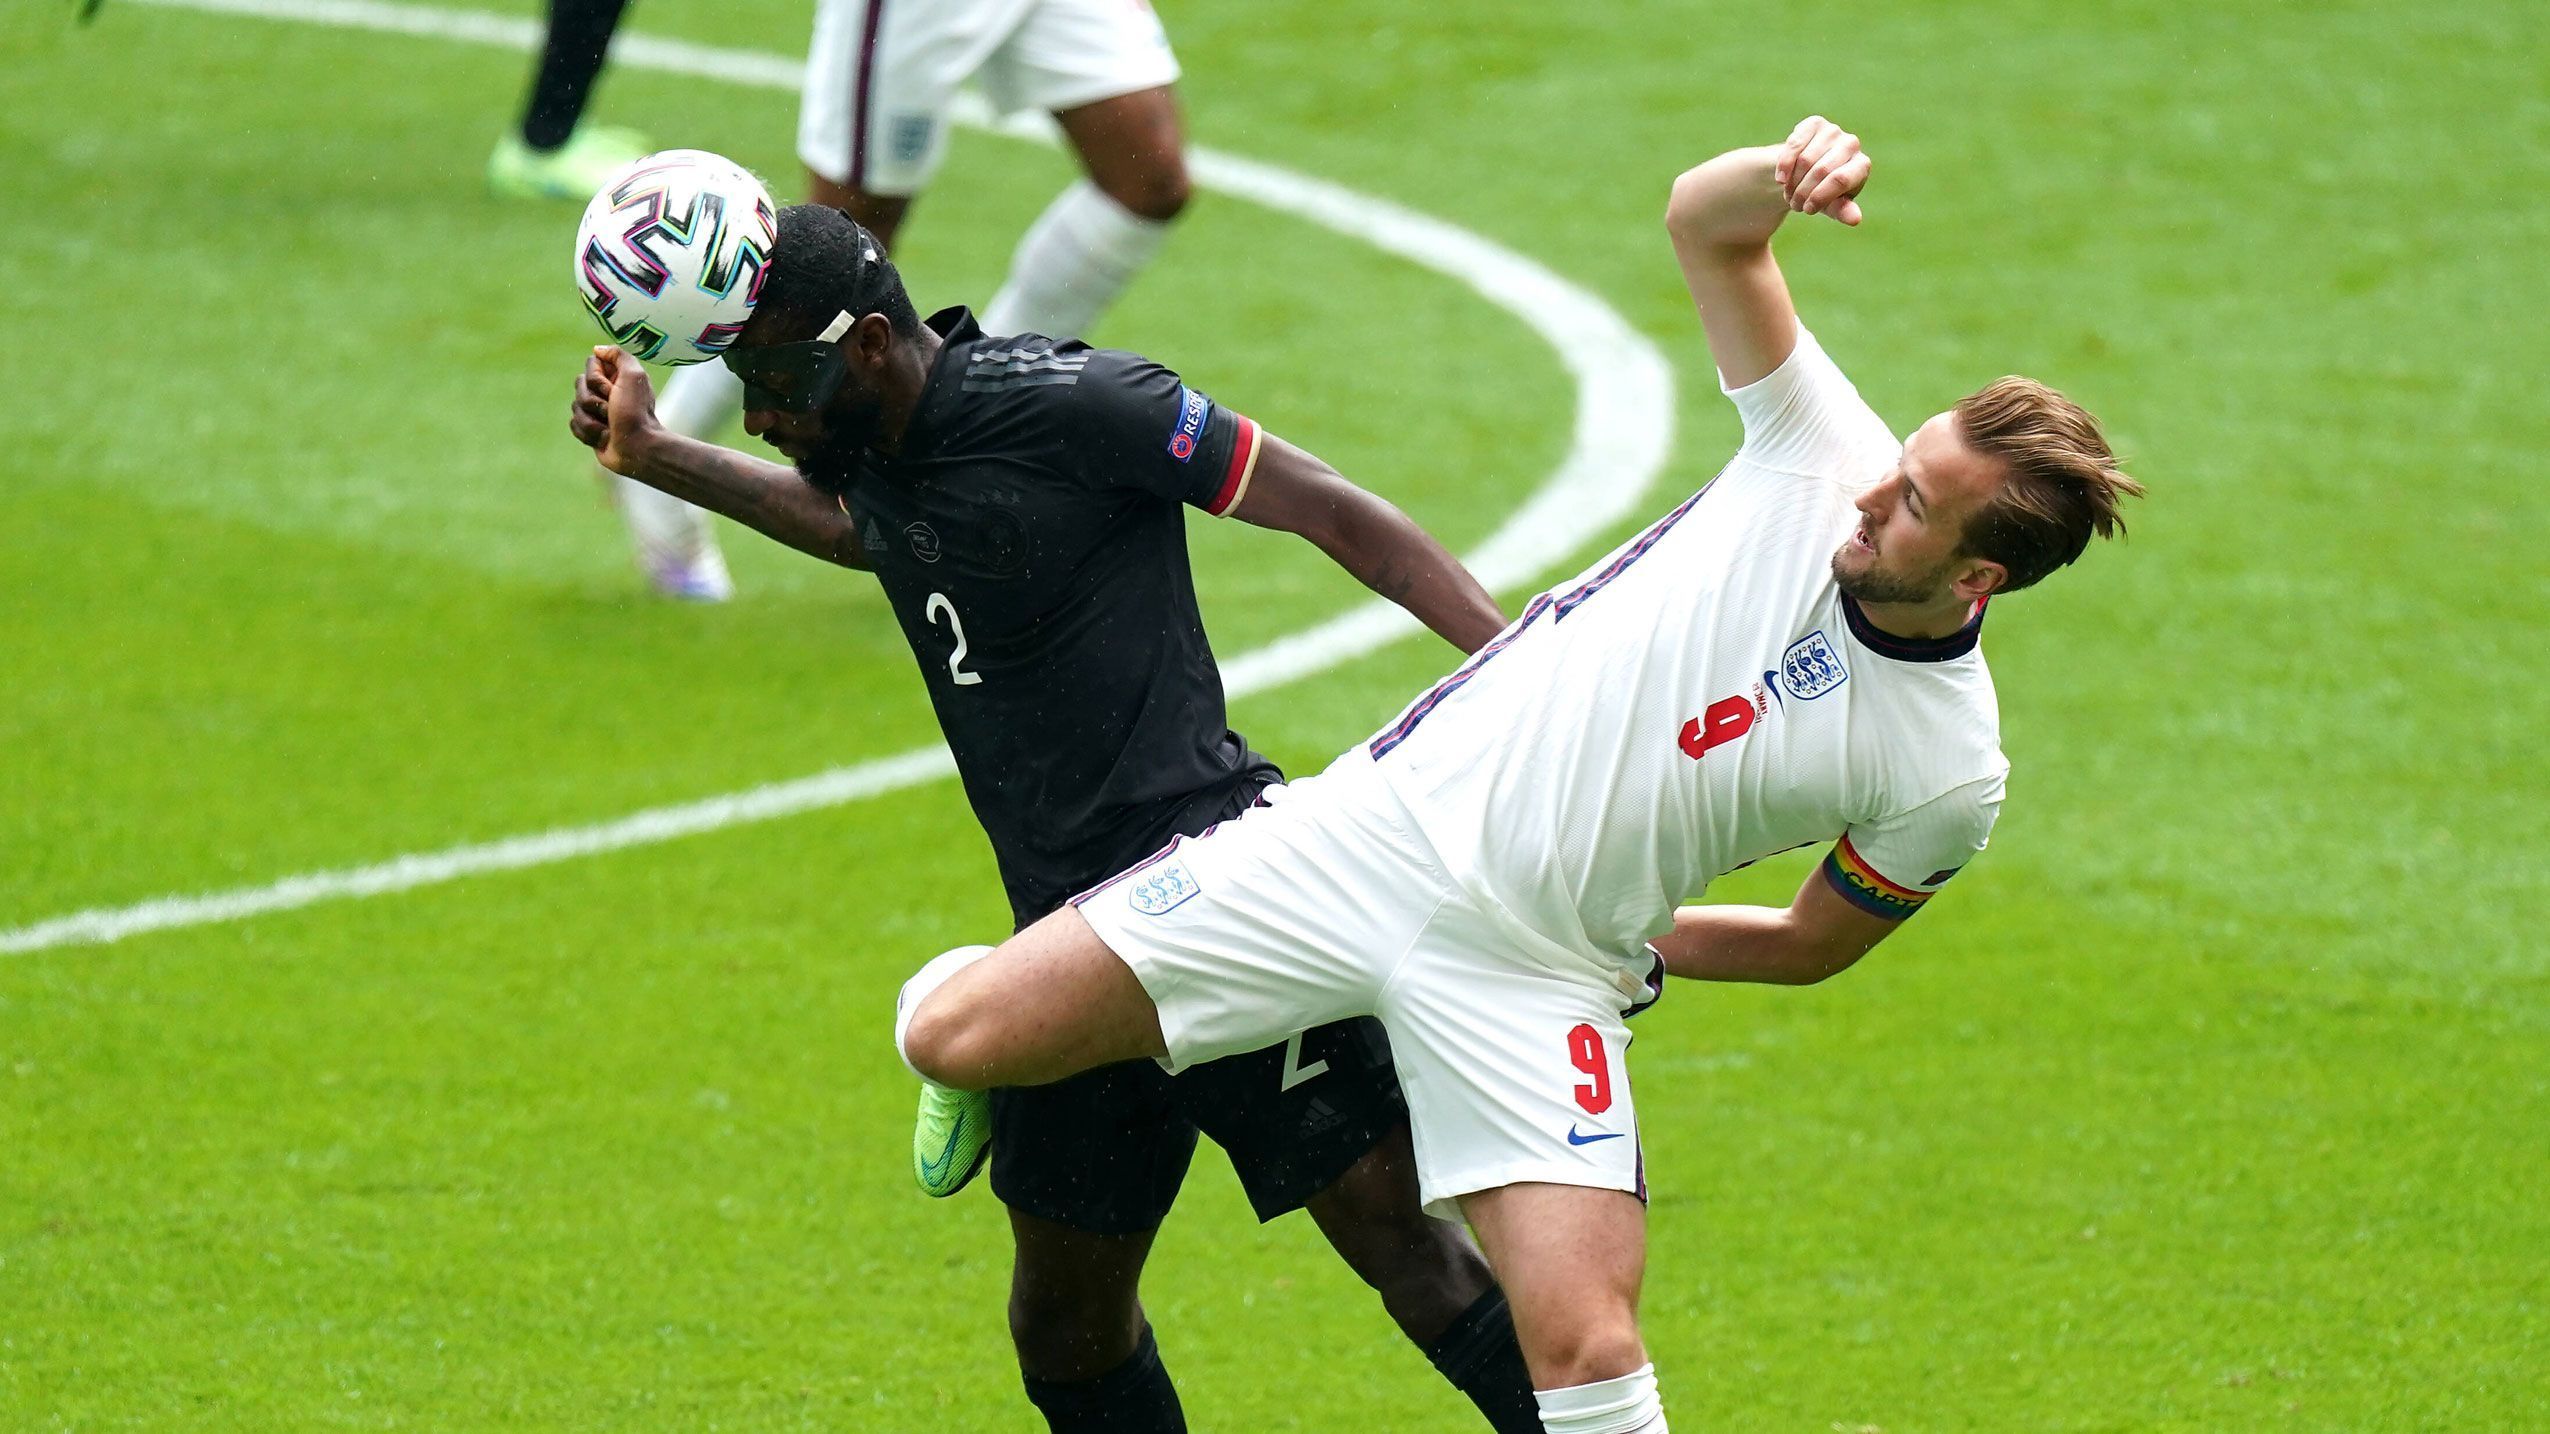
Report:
5,0,2545,1428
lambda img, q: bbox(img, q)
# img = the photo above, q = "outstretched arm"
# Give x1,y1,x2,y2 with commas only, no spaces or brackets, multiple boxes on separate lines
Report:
1227,433,1508,655
1648,863,1902,986
1664,116,1872,390
570,346,869,570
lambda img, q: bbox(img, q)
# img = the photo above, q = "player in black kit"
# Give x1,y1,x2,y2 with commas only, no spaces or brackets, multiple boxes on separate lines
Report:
570,203,1540,1433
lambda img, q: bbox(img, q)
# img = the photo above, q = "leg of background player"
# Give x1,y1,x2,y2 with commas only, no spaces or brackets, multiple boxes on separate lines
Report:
518,0,705,597
600,419,732,595
618,175,911,597
1306,1123,1544,1432
806,172,914,249
1008,1210,1185,1433
520,0,628,150
1461,1184,1666,1433
981,87,1191,338
490,0,646,200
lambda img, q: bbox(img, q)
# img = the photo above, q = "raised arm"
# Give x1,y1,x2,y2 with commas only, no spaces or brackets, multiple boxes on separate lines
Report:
1227,433,1509,655
570,346,869,570
1664,116,1871,390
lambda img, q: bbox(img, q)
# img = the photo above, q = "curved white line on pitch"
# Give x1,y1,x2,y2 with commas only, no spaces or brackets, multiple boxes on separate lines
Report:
3,0,1676,956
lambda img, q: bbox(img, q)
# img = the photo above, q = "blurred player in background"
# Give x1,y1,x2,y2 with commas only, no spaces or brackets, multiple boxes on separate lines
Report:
571,205,1545,1433
489,0,649,201
607,0,1198,601
894,117,2146,1432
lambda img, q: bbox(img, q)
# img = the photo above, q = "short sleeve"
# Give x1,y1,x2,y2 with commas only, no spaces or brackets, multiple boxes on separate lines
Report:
1820,773,2004,920
1721,323,1901,485
1065,349,1265,516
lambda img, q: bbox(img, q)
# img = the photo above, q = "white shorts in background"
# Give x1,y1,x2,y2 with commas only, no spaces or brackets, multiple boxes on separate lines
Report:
1073,767,1648,1220
799,0,1181,194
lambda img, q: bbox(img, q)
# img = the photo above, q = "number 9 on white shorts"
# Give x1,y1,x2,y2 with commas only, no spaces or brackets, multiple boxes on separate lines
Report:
1072,766,1646,1220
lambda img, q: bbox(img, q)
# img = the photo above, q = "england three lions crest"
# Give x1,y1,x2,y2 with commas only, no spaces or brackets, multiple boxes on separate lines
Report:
1781,630,1848,699
1128,856,1203,916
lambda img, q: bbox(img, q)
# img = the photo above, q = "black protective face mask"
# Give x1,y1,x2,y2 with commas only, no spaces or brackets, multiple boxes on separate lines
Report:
723,310,853,413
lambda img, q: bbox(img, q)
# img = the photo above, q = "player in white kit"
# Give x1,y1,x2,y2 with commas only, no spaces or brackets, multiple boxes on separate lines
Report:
606,0,1193,598
895,116,2143,1431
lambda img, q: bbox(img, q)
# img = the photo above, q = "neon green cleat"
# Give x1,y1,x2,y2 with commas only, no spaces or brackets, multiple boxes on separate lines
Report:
487,125,651,202
912,1080,993,1198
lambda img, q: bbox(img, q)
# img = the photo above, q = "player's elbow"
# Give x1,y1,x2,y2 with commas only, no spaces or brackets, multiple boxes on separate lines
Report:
1665,156,1766,253
1665,164,1732,240
1785,939,1873,985
1664,167,1709,233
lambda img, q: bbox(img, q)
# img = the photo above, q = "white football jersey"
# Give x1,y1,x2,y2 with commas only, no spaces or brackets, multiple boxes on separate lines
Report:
1347,324,2007,974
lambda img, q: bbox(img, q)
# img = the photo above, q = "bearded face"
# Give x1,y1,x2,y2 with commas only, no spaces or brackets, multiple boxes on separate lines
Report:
1831,412,2009,609
1831,530,1958,605
783,386,889,495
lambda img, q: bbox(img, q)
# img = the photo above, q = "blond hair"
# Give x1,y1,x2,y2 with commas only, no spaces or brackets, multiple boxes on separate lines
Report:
1953,378,2144,592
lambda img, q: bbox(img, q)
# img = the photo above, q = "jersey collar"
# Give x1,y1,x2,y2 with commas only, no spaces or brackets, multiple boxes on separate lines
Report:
896,306,985,460
1840,592,1987,664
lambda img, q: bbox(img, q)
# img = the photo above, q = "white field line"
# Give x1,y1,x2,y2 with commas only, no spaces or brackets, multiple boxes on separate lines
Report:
5,0,1676,956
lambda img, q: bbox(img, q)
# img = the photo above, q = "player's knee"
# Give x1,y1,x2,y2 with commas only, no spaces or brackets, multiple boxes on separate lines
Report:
803,171,908,244
1529,1317,1649,1392
1099,164,1192,223
1312,1196,1492,1334
900,997,992,1088
1340,1208,1481,1291
1006,1284,1143,1379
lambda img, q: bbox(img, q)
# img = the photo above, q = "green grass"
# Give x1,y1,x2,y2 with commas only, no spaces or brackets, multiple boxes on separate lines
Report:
5,0,2545,1428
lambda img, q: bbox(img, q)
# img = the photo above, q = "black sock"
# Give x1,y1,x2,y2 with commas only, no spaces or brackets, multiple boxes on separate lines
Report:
518,0,634,151
1424,1287,1542,1434
1020,1323,1185,1434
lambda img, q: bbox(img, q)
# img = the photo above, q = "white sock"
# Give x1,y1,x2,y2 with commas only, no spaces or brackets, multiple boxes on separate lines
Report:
1536,1365,1665,1434
605,360,742,586
894,944,997,1083
657,359,745,440
980,180,1173,340
604,470,724,584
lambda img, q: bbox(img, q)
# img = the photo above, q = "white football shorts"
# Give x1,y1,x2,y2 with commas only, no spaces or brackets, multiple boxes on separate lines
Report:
799,0,1181,195
1073,765,1648,1220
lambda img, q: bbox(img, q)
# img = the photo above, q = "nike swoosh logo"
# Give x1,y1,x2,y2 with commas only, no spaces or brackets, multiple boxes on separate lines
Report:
1566,1126,1626,1146
919,1109,974,1181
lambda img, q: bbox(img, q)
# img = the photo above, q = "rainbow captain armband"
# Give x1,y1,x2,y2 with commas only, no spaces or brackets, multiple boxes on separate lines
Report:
1821,836,1953,920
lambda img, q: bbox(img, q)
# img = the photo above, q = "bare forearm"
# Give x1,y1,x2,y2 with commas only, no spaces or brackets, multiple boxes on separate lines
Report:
1651,903,1866,985
1321,489,1508,654
626,430,866,568
1665,145,1791,254
1665,142,1806,390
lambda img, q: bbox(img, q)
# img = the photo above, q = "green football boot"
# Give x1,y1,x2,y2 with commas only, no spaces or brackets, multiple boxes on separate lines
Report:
487,124,651,202
912,1081,992,1198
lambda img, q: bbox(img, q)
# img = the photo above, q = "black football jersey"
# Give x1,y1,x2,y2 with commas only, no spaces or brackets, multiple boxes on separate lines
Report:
817,308,1280,924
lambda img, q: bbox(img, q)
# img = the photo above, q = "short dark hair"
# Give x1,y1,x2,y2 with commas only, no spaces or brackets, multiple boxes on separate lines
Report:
754,203,922,339
1953,377,2144,593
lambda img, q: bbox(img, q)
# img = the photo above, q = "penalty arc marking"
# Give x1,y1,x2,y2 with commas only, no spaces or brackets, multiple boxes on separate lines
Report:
2,0,1677,956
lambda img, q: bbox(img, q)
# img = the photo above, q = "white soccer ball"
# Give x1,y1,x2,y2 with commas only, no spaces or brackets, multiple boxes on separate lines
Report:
572,149,779,365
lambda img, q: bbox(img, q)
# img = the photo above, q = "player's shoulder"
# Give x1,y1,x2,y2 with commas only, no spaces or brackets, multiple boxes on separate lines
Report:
1723,323,1900,483
951,330,1100,404
961,334,1174,423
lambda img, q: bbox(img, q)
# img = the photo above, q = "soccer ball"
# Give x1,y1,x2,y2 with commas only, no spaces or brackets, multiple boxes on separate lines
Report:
572,149,778,365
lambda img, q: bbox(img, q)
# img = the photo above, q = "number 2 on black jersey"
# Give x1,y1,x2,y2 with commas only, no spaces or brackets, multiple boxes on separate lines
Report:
924,593,983,687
